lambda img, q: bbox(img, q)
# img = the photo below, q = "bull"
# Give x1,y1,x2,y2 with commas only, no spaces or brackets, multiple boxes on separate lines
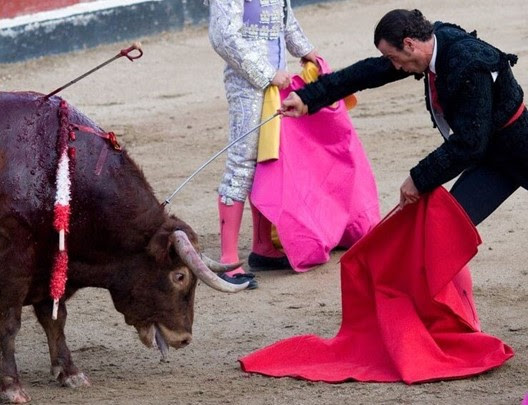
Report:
0,91,246,403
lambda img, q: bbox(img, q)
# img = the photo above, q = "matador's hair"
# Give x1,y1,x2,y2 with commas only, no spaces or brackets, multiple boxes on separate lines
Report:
374,9,433,49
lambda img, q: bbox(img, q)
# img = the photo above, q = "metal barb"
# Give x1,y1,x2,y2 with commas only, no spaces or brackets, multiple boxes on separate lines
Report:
162,111,281,206
44,43,143,99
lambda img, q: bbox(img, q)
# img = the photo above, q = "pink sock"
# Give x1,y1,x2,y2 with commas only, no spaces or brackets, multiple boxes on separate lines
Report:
218,197,245,276
249,198,285,258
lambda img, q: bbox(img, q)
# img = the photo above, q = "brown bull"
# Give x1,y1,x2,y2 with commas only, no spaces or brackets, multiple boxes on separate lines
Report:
0,91,246,403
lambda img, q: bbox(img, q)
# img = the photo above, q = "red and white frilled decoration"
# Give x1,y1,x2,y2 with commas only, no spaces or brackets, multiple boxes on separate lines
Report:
50,100,76,320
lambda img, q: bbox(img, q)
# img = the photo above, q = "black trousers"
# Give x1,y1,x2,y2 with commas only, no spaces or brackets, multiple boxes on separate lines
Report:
450,165,526,226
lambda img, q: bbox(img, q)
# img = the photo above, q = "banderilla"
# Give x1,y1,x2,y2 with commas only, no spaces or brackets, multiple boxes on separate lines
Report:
44,42,143,99
162,111,282,206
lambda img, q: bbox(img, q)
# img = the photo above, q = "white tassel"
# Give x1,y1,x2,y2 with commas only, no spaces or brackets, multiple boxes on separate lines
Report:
55,153,71,206
52,299,59,320
59,229,65,251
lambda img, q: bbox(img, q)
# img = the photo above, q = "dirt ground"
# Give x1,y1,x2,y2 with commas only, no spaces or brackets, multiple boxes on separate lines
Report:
2,0,528,404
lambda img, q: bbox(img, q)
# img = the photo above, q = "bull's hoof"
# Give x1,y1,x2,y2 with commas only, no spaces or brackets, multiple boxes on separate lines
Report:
0,385,31,404
60,372,91,388
52,365,91,388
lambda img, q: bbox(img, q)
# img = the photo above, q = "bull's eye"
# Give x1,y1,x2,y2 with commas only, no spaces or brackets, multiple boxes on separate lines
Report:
171,271,185,284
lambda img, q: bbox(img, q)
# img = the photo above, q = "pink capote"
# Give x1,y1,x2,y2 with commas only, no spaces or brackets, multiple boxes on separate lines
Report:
250,58,380,272
240,187,513,383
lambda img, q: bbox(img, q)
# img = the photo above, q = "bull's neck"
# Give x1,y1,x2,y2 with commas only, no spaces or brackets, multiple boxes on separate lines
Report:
68,255,142,289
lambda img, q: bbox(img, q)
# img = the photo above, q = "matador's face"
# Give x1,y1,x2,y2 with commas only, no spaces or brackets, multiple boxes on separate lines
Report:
377,38,430,74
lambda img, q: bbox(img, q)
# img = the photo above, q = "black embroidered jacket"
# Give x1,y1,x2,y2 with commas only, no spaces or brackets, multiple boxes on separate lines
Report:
297,22,527,192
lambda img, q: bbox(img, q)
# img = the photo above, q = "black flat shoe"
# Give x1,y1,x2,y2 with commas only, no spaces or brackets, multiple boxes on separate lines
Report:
218,272,258,290
248,252,292,271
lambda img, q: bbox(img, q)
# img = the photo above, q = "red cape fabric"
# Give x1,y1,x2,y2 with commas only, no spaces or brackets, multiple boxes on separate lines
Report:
240,187,513,383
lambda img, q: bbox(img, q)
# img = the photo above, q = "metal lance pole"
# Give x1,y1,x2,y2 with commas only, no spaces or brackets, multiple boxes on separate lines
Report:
44,42,143,99
162,111,282,206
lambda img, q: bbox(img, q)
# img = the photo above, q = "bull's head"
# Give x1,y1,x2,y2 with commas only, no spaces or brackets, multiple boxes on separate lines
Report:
107,218,247,360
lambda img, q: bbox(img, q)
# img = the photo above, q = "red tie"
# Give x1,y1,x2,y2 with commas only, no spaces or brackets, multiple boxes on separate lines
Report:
428,71,443,113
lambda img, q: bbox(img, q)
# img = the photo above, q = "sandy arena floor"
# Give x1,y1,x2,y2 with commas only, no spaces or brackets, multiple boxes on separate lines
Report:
2,0,528,403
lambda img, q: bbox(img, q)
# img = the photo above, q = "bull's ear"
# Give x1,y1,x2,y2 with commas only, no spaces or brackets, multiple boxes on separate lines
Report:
167,216,199,245
147,217,199,266
147,228,173,266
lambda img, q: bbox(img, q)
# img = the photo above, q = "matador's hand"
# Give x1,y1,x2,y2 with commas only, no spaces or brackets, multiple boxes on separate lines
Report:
271,70,291,89
280,92,308,117
301,50,320,66
399,175,421,209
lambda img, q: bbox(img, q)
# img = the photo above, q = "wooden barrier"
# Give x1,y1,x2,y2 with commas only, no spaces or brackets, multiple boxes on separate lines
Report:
0,0,339,63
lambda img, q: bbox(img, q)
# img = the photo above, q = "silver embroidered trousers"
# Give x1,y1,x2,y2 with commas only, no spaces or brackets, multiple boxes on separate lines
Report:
218,65,264,204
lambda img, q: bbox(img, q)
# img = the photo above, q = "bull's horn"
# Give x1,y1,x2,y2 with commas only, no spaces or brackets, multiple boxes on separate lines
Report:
199,254,243,273
170,231,248,293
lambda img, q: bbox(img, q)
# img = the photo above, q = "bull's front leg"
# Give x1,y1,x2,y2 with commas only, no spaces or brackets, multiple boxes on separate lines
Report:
0,306,31,404
33,300,91,388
